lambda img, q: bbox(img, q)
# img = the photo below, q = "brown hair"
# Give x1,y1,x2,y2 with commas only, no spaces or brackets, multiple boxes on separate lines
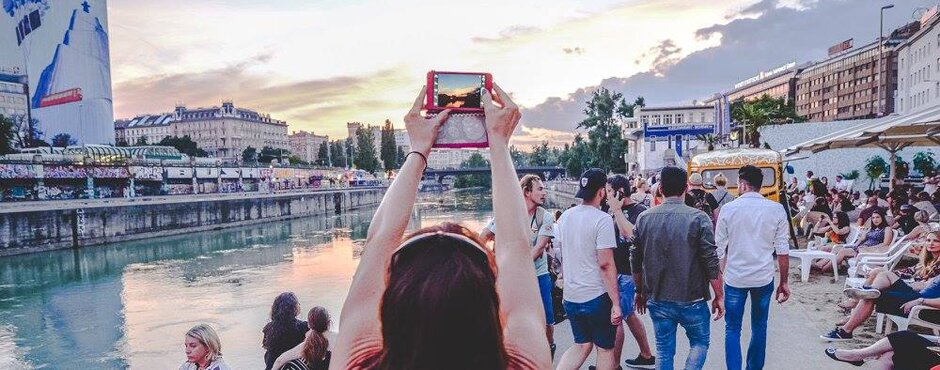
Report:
916,230,940,280
373,223,505,370
520,174,542,194
302,307,331,365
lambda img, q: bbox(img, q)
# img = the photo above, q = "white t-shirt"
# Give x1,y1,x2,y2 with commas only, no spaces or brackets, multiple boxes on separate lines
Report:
715,192,790,288
554,205,617,303
484,207,555,276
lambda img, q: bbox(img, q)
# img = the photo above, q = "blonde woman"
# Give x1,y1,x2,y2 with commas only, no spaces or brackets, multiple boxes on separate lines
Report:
180,324,231,370
631,178,652,207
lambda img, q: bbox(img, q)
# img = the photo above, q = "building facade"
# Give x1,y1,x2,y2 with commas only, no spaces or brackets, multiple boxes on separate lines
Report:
895,7,940,115
119,101,289,158
0,0,114,144
794,38,903,122
289,130,329,163
627,105,716,173
347,121,410,156
0,72,28,120
426,148,490,170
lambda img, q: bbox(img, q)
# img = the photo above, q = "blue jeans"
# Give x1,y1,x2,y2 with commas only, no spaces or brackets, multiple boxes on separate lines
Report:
563,294,616,349
617,274,636,315
724,281,774,370
647,300,711,370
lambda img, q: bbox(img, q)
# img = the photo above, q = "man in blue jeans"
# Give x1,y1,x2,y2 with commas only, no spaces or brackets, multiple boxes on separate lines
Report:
632,167,724,370
714,165,791,370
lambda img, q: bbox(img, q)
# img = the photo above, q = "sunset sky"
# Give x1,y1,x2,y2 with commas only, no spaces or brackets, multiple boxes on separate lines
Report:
107,0,932,147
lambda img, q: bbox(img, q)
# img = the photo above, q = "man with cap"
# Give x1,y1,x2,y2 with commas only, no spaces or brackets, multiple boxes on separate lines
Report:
556,168,622,370
685,172,720,224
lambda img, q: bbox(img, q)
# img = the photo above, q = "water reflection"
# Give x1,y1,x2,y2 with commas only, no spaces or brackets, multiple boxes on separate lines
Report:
0,191,504,369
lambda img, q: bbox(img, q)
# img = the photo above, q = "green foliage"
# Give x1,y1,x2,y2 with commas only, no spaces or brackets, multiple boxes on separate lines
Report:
51,133,77,147
10,115,46,148
577,88,631,173
353,127,381,173
0,115,15,155
380,119,399,170
696,134,717,151
135,136,148,146
561,134,591,177
288,154,307,165
396,146,405,168
330,141,347,168
913,151,938,177
865,155,888,190
731,94,802,147
242,146,258,163
115,138,129,147
510,145,527,167
344,137,355,168
159,135,208,157
316,141,330,166
840,170,860,180
454,152,491,188
259,146,288,163
894,155,910,180
528,141,551,166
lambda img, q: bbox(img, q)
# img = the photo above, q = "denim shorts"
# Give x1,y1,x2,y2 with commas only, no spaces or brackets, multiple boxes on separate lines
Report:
537,273,555,325
618,274,636,316
563,293,616,349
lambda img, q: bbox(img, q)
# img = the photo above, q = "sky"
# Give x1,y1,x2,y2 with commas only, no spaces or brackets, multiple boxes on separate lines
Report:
107,0,940,147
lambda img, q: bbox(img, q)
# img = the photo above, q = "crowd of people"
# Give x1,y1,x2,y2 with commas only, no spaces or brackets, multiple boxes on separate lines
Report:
172,86,940,370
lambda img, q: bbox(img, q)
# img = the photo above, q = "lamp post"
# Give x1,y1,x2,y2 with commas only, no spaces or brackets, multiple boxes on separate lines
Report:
879,4,895,116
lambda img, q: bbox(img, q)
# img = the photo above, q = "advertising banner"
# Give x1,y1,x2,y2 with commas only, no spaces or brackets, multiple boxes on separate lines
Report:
220,167,240,179
130,166,163,181
166,167,193,179
195,167,220,179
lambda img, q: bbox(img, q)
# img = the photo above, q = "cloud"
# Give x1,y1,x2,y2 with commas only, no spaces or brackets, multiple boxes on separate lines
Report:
113,57,412,138
510,126,577,148
472,25,542,44
520,0,939,137
634,40,683,73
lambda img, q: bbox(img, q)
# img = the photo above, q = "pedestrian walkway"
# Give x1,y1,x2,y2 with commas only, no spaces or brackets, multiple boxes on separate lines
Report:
551,286,865,369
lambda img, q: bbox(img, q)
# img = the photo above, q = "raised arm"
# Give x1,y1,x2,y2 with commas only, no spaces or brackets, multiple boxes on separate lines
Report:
484,85,551,368
332,87,450,366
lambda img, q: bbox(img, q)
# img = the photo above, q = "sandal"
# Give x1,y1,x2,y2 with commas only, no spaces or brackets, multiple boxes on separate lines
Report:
824,348,863,367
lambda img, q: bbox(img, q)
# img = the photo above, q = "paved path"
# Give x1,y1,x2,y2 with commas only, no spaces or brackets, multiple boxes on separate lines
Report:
551,284,872,369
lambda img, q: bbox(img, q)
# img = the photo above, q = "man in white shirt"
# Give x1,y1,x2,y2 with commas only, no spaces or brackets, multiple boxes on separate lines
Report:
714,165,791,370
555,168,622,370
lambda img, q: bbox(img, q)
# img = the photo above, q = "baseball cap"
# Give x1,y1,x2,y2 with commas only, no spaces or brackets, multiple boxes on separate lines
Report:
576,168,606,200
689,172,704,186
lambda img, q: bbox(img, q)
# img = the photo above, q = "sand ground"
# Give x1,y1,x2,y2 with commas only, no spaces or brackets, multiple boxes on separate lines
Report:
550,257,907,370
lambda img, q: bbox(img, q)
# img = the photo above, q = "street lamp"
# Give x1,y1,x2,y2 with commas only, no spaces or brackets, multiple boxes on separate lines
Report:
879,4,894,116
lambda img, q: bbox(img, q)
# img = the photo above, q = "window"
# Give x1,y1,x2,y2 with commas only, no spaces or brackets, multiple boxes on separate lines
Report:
649,137,656,151
675,114,683,124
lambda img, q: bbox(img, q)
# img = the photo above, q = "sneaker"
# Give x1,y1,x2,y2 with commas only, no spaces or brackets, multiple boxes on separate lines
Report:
624,354,656,369
820,327,853,342
842,287,881,300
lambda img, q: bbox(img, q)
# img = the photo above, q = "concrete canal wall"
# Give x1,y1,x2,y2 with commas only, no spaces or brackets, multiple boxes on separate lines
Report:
0,187,386,256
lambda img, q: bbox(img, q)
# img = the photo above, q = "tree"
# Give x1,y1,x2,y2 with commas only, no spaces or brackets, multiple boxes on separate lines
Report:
696,134,718,151
344,137,355,168
396,146,406,168
51,133,77,147
0,114,15,155
330,141,347,168
380,119,398,170
115,138,129,147
259,146,288,163
731,94,802,147
529,141,551,166
563,134,591,177
159,135,208,157
894,155,910,180
865,155,889,190
510,145,527,167
315,141,330,166
353,127,381,173
913,151,938,177
135,136,149,146
578,88,629,173
288,154,307,165
242,146,258,163
454,152,492,188
10,115,46,148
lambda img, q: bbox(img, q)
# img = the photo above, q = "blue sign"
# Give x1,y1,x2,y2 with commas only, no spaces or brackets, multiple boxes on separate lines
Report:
643,123,715,138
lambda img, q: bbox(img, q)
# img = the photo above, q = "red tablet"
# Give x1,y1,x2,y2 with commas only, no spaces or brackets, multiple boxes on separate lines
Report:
425,71,493,113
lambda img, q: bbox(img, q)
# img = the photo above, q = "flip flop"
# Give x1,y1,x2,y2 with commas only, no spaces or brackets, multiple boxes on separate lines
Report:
824,348,863,367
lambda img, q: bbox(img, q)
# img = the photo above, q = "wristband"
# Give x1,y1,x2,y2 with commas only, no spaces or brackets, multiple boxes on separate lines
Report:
406,151,428,172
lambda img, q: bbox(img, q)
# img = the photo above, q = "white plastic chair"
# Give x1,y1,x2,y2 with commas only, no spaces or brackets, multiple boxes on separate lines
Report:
880,305,940,335
847,239,911,278
790,226,861,283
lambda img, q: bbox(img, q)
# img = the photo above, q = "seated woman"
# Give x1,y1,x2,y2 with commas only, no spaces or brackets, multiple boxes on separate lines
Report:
825,330,940,369
821,232,940,340
815,210,894,273
273,307,332,370
811,212,852,250
811,197,833,219
263,292,308,370
903,210,932,255
329,85,551,369
179,324,231,370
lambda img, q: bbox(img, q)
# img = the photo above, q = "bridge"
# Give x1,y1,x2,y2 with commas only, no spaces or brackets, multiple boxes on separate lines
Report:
424,166,566,182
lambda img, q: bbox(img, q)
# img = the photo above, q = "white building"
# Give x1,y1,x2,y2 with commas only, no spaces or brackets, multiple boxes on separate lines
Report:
121,113,173,146
347,121,410,157
627,105,717,173
895,7,940,115
0,73,28,119
289,130,329,163
119,101,289,158
426,148,490,170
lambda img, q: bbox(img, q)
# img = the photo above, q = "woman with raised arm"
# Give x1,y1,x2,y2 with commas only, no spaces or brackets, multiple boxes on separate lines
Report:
329,84,551,370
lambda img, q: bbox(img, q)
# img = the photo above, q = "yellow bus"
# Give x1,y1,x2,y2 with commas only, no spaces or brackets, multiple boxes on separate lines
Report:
688,148,784,202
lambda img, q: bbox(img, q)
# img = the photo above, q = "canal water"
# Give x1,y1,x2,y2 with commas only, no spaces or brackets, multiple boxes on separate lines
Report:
0,190,566,369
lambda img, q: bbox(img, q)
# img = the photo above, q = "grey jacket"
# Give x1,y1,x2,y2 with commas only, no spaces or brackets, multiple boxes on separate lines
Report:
631,198,720,302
